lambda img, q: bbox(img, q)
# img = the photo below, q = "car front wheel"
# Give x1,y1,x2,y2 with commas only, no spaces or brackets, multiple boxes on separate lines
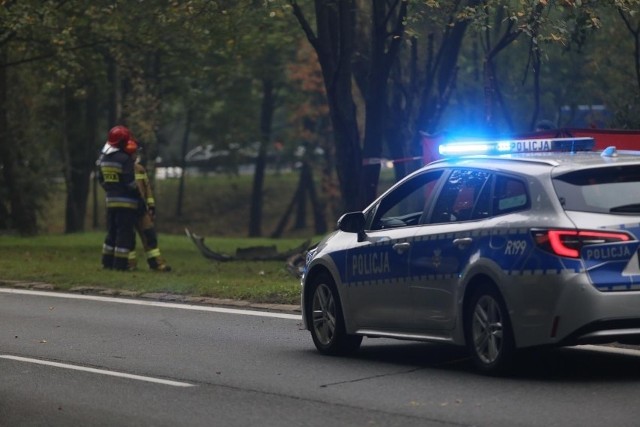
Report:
308,274,362,356
465,285,515,374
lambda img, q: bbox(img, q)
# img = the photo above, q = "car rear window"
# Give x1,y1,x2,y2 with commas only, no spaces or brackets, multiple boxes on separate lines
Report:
494,175,529,215
553,165,640,214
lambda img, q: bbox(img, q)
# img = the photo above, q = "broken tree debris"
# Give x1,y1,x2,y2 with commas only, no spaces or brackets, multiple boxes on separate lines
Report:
185,228,310,263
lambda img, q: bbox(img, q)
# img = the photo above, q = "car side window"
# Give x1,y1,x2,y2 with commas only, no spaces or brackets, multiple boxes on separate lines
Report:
494,175,529,215
471,176,493,220
369,170,443,230
429,169,491,223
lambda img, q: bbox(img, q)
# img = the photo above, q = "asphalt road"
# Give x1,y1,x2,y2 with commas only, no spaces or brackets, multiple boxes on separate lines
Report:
2,288,640,427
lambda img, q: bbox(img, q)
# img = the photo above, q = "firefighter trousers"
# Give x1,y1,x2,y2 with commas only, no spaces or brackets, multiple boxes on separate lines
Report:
129,211,170,271
102,207,138,271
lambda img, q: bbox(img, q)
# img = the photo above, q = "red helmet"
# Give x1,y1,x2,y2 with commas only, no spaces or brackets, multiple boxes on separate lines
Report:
107,125,131,147
124,139,138,155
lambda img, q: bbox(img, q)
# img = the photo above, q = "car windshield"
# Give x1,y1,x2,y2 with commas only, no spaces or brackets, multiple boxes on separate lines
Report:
553,165,640,214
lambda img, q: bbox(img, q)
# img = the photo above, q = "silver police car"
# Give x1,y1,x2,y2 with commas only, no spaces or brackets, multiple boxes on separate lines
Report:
301,137,640,374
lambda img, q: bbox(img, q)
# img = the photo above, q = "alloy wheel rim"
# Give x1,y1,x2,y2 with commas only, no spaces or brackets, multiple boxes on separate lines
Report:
312,283,336,346
472,295,504,364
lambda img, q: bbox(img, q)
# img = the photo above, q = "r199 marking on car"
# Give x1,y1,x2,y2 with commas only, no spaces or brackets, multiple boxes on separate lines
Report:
504,240,527,255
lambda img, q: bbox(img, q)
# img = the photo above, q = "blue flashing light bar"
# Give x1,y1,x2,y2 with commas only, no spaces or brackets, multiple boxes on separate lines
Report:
438,137,595,157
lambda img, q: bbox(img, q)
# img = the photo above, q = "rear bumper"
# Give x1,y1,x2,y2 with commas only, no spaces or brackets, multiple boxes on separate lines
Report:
504,272,640,348
560,318,640,346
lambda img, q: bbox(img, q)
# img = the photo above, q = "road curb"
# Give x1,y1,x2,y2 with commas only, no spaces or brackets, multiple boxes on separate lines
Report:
0,280,301,314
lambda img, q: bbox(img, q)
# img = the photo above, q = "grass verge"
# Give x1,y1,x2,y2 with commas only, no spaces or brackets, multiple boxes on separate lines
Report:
0,232,308,305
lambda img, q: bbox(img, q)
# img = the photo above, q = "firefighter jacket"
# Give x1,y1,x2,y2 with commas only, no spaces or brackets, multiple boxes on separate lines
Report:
134,162,155,210
97,144,140,210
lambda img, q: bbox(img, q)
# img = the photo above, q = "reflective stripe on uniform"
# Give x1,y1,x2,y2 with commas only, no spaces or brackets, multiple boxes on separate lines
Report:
114,247,130,259
105,196,139,209
146,248,161,259
100,163,123,172
106,202,139,209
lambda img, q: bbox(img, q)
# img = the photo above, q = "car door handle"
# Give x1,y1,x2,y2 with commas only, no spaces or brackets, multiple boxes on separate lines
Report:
453,237,473,249
392,242,411,255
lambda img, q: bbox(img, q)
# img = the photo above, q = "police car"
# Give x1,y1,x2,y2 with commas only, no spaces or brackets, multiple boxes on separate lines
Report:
301,137,640,374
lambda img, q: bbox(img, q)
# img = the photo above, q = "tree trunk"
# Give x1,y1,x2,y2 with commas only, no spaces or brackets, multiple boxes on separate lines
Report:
93,53,122,230
483,58,496,130
271,183,301,238
412,13,470,152
359,2,388,206
358,0,408,206
292,0,362,213
271,155,327,236
386,37,419,183
305,160,327,235
294,160,311,230
176,107,192,218
249,78,275,237
294,163,308,230
0,48,11,230
106,55,120,126
63,83,98,234
0,48,37,235
528,49,541,131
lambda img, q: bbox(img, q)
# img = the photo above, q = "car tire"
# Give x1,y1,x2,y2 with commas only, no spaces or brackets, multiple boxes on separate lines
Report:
464,284,515,375
308,273,362,356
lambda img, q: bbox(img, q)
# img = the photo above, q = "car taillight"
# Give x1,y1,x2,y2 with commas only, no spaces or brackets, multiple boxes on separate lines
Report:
532,229,631,258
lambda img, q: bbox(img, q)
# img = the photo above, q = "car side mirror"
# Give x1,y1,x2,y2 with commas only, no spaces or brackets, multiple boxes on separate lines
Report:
337,211,366,234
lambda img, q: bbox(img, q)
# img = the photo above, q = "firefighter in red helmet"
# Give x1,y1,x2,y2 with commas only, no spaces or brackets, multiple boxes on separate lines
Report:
97,125,140,271
108,125,131,145
125,140,172,272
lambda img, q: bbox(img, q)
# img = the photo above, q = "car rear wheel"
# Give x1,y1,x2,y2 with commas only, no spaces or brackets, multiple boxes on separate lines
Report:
308,274,362,355
465,285,515,374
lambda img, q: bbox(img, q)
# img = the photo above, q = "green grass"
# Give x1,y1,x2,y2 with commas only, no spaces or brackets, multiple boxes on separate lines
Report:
0,232,307,304
4,168,398,304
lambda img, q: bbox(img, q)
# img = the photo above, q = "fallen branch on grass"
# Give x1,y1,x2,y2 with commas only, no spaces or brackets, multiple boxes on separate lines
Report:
185,228,311,263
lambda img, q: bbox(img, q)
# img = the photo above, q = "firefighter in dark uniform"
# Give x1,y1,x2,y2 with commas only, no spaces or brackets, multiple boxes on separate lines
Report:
126,140,171,272
97,125,140,271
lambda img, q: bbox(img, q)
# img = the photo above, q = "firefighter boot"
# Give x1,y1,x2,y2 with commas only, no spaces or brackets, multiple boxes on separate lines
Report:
102,244,115,269
128,251,138,271
113,254,130,271
146,249,171,272
113,246,134,271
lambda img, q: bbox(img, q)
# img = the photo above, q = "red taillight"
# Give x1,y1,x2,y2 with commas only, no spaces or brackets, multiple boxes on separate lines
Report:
533,229,631,258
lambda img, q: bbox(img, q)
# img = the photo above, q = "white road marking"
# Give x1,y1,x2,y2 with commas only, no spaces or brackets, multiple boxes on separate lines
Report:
0,355,194,387
0,288,301,320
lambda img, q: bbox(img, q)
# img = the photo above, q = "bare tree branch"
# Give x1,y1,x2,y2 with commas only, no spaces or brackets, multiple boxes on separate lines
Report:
289,0,320,51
